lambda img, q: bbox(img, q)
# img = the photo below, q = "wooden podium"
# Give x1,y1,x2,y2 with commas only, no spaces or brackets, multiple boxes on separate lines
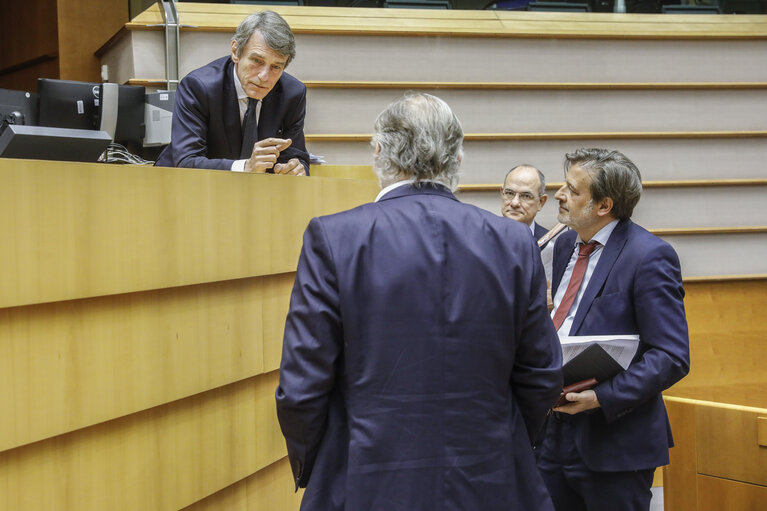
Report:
663,280,767,511
0,158,378,510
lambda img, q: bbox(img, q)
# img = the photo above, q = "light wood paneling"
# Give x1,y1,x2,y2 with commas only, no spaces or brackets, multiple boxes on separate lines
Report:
0,372,284,511
461,179,767,191
128,5,767,39
304,88,767,134
182,457,303,511
0,274,298,452
663,278,767,511
696,404,767,486
57,0,129,82
457,188,767,231
651,226,767,235
697,475,767,511
664,399,698,511
460,182,767,230
310,165,376,181
304,81,767,90
671,280,767,389
305,137,767,183
0,159,380,511
152,32,767,85
307,131,767,142
262,272,297,372
287,36,767,84
0,158,379,309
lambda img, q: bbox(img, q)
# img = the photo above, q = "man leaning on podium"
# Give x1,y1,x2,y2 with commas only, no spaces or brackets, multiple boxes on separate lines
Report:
155,10,309,175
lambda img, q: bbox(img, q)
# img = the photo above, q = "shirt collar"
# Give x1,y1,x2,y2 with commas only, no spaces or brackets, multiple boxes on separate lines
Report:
529,221,537,236
233,65,248,101
576,219,620,247
374,179,451,202
375,179,415,202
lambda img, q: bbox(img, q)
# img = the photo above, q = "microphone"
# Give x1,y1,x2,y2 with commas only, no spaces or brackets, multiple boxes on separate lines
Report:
538,222,567,248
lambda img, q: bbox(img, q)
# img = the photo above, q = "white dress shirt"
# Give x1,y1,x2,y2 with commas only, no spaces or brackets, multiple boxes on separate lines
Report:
375,179,448,202
375,179,416,202
231,67,263,172
551,219,619,336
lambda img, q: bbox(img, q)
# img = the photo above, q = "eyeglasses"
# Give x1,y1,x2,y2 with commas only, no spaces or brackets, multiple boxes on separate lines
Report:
500,187,538,203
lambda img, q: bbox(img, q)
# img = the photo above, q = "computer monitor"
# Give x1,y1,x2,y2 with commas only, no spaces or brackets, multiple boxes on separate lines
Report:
37,78,102,131
144,90,175,146
0,88,38,127
113,84,146,154
0,124,112,162
37,78,146,154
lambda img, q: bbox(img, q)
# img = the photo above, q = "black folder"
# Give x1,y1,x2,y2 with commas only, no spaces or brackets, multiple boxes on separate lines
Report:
554,343,627,407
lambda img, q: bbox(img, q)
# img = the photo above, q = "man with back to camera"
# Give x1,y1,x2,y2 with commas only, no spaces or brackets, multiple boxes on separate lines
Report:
537,148,690,511
275,92,563,510
155,10,309,175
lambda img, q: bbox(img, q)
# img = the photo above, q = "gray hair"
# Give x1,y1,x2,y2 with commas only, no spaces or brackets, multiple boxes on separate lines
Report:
232,11,296,66
564,148,642,220
371,92,463,189
506,164,546,197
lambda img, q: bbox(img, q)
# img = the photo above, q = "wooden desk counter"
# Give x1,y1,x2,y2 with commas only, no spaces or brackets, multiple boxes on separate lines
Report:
662,279,767,511
0,158,378,510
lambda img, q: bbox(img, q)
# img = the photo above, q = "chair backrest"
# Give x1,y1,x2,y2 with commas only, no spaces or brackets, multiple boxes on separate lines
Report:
528,0,591,11
661,3,721,13
384,0,452,8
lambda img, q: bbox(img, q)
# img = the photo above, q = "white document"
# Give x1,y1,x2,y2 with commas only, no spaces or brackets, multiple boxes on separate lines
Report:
559,335,640,370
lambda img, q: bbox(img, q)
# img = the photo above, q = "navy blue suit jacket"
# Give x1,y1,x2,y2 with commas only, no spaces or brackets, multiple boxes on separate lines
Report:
155,56,309,171
550,219,690,471
276,183,563,510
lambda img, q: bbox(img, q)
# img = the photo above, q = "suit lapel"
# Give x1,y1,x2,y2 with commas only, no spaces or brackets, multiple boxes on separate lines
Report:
551,230,576,295
570,219,631,334
223,60,242,158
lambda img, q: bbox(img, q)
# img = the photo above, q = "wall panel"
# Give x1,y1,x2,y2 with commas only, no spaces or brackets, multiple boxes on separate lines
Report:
0,373,283,511
182,458,303,511
305,137,767,183
0,159,378,510
305,88,767,134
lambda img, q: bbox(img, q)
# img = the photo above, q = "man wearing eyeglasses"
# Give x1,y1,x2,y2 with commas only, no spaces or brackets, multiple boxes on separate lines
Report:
501,164,551,248
501,164,565,294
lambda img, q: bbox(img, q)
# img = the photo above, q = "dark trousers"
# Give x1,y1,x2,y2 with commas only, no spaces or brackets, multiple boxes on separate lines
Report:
536,414,655,511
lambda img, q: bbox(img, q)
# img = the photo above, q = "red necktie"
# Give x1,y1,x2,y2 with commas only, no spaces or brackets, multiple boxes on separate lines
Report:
552,241,600,331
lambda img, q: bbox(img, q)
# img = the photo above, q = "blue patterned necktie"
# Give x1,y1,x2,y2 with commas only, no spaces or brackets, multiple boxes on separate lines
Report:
240,98,258,159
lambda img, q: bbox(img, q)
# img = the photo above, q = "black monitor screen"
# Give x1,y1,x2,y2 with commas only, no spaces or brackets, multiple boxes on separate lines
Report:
0,88,38,127
114,84,146,153
38,78,101,130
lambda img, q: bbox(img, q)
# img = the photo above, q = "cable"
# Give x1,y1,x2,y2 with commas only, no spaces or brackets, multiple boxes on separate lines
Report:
99,143,155,165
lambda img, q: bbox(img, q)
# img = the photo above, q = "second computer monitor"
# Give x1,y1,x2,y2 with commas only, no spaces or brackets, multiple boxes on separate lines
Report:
37,78,146,153
0,88,39,127
37,78,102,131
113,84,146,154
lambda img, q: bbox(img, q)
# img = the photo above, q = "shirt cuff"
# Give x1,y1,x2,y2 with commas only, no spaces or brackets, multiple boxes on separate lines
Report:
231,159,247,172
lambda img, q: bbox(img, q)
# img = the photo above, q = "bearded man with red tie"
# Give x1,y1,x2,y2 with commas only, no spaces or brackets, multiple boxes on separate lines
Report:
537,148,690,511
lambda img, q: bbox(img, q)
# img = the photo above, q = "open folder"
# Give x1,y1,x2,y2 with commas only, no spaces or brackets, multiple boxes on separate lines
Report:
554,335,640,408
